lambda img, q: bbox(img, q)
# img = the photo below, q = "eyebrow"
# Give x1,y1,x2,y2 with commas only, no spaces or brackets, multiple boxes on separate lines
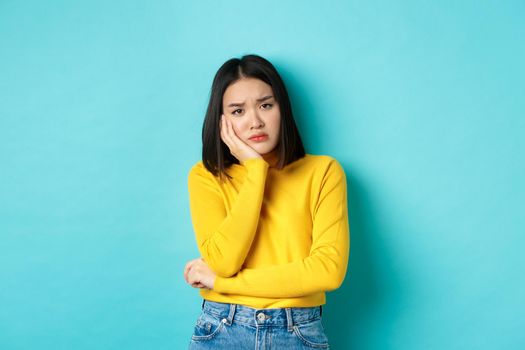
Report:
227,95,274,108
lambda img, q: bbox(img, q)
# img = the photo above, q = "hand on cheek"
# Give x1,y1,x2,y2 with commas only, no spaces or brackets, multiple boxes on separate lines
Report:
220,114,262,162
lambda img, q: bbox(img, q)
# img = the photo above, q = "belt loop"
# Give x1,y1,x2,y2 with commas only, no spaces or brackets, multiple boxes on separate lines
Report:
201,299,205,310
226,303,236,325
285,308,293,332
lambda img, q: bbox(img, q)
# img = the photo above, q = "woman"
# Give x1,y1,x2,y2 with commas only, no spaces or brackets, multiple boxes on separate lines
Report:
183,54,350,349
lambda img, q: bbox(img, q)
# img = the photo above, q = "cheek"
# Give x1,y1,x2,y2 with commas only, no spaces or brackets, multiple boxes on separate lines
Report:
230,120,244,135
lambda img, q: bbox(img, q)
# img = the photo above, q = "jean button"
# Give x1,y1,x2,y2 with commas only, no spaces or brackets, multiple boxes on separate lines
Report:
257,313,266,321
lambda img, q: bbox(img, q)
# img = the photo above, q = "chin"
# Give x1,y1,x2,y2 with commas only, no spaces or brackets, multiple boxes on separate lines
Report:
247,138,278,154
253,146,273,155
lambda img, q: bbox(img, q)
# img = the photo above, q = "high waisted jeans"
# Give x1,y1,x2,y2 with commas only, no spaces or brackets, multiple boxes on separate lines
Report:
188,300,330,349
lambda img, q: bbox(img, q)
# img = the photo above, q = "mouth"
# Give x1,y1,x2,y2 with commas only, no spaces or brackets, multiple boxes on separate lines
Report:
249,133,268,142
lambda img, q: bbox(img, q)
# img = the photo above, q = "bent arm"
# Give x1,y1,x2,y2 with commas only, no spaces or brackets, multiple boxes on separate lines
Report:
213,159,350,297
188,158,269,277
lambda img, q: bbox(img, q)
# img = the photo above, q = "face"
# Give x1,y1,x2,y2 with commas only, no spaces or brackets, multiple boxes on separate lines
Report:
222,78,281,155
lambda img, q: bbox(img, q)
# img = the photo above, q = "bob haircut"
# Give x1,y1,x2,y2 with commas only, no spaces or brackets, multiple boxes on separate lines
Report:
202,54,305,179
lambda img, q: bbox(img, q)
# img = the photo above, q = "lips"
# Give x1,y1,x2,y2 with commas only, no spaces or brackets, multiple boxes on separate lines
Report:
249,133,268,140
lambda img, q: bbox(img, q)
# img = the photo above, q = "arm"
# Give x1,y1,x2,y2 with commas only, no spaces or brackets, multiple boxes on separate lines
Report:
213,159,350,298
188,158,269,278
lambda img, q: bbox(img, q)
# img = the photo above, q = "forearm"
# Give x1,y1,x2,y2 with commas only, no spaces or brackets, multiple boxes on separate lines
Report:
213,248,349,298
189,158,269,277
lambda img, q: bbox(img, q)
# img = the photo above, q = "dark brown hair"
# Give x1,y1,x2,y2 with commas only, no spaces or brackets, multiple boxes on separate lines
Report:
202,54,305,179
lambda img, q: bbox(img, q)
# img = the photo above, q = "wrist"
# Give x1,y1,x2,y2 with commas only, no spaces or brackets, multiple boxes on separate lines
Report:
240,157,266,166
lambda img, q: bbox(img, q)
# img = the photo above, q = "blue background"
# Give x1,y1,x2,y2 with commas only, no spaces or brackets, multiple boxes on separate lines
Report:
1,1,523,349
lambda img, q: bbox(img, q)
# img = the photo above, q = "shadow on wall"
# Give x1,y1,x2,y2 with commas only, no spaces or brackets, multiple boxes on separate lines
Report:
277,59,405,348
324,168,403,349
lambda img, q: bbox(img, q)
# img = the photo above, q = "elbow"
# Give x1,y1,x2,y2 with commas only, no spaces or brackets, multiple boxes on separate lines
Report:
200,241,244,277
323,265,347,291
204,257,242,278
325,273,345,291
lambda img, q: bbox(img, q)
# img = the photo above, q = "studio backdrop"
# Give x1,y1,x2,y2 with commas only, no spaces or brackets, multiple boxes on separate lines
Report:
1,1,523,349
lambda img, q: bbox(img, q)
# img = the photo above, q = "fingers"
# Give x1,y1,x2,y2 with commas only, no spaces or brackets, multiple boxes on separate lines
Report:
184,259,194,281
192,282,205,288
184,258,209,289
184,258,200,284
186,263,198,285
188,270,204,287
220,115,228,143
183,262,192,284
221,112,266,158
220,114,235,150
185,258,214,290
225,115,243,146
221,114,257,162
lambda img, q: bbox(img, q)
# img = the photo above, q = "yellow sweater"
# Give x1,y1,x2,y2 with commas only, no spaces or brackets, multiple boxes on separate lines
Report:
187,154,350,309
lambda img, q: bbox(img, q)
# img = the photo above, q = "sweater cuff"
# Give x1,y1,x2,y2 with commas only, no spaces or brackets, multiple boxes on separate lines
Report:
240,157,269,170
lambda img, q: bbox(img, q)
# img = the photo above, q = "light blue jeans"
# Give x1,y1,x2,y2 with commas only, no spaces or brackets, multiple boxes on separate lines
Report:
188,300,330,349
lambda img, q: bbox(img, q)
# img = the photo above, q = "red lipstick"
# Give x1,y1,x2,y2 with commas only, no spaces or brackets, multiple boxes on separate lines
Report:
249,133,268,142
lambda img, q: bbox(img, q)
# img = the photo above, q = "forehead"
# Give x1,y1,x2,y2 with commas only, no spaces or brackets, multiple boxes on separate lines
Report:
223,78,273,103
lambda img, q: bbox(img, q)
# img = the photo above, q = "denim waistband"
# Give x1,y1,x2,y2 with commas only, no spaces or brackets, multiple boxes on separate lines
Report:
201,300,323,331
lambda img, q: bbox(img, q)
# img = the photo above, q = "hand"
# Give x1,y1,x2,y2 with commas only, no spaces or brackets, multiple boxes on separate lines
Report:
220,114,262,163
184,257,217,290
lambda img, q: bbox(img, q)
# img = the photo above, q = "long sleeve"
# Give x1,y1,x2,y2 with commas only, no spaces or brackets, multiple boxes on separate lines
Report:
188,158,269,277
213,159,350,297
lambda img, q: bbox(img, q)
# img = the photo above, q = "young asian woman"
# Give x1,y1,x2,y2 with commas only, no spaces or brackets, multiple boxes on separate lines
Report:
183,54,350,350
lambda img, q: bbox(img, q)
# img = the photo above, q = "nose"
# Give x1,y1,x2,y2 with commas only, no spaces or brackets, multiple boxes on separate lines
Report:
249,109,264,129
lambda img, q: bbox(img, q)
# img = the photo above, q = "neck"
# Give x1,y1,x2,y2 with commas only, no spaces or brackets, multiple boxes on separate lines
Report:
262,149,279,168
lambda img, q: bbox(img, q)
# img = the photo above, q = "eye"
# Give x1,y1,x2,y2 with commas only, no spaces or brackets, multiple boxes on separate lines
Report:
231,109,243,115
261,103,273,109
